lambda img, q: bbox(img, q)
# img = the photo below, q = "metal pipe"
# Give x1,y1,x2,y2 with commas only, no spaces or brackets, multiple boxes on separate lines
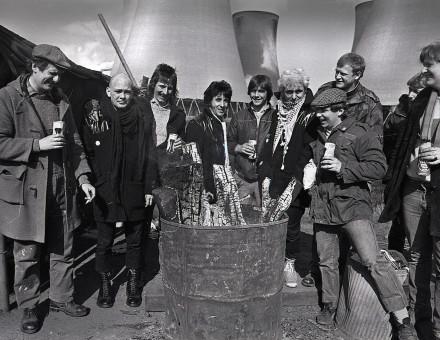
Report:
0,234,9,312
98,13,138,88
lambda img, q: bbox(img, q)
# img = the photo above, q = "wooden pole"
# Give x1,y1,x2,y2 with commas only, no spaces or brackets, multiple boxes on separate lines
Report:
0,234,9,312
98,13,138,88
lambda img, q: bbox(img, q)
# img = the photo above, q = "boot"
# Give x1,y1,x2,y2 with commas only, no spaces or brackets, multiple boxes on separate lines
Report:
97,271,113,308
126,269,142,307
316,302,336,325
20,308,40,334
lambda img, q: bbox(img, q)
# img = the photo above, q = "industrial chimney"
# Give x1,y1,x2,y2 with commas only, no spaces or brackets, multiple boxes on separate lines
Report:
112,0,138,75
233,11,280,90
115,0,248,102
351,1,373,51
353,0,440,105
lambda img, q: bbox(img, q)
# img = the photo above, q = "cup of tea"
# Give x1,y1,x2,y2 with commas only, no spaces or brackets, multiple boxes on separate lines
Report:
248,139,257,160
167,133,178,153
53,121,65,135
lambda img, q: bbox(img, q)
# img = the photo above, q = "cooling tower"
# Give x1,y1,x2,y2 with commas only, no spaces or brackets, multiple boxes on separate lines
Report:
112,0,138,75
233,11,280,90
115,0,248,101
353,0,440,105
351,1,373,51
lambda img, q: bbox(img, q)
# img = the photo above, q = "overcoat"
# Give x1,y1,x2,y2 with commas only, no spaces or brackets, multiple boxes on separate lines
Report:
0,75,91,243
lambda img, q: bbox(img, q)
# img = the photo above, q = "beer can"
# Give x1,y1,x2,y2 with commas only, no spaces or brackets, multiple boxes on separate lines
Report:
167,133,178,153
417,141,432,176
53,121,65,135
324,142,335,157
248,139,257,160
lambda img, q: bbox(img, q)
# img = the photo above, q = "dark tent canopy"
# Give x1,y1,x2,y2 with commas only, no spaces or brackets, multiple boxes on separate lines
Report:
0,25,109,126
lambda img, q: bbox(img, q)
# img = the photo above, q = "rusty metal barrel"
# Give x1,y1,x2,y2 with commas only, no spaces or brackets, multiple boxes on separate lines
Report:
160,217,288,340
335,252,408,340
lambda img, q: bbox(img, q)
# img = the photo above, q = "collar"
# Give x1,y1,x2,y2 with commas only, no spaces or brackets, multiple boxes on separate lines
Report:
318,116,357,139
150,97,170,110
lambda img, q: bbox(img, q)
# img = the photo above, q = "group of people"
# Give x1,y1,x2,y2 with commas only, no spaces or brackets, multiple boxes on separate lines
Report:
1,40,440,339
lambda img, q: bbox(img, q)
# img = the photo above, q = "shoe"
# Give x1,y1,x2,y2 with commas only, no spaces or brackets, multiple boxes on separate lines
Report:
50,300,89,317
395,317,417,340
284,259,298,288
301,272,315,287
97,271,113,308
21,308,40,334
126,269,142,307
316,303,336,325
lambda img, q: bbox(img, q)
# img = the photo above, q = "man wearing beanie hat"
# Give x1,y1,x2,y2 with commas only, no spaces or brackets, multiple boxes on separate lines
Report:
306,88,416,338
0,44,95,333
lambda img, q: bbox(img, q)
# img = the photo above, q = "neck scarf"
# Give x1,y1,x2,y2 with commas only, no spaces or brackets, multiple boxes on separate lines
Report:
100,96,145,203
273,97,306,169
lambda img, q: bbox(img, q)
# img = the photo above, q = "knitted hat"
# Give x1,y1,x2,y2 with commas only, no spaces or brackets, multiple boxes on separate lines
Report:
311,88,347,108
32,44,71,70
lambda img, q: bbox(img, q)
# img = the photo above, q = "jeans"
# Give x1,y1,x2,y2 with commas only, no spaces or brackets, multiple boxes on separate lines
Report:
315,220,407,312
401,178,433,322
433,236,440,332
285,205,305,261
95,220,144,273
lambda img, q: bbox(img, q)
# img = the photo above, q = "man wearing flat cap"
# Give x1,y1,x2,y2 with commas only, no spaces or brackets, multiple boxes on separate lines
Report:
0,44,95,334
305,88,416,338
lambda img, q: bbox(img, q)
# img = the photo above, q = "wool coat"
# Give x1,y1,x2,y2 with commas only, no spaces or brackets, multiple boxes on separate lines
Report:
0,75,91,243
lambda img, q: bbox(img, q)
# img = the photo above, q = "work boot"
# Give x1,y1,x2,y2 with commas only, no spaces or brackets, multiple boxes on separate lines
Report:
395,317,417,340
316,303,336,325
284,259,298,288
97,271,113,308
20,308,40,334
49,300,89,317
126,269,142,307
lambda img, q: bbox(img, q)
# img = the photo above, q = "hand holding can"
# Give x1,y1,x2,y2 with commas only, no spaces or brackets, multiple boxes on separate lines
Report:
248,139,257,160
167,133,178,153
417,141,432,176
324,142,335,158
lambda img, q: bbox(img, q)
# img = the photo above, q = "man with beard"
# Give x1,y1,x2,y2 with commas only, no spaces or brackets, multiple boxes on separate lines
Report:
83,73,155,309
0,44,95,333
228,75,275,206
380,42,440,340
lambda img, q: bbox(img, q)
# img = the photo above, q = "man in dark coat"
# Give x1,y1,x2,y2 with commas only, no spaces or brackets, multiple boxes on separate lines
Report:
380,42,440,339
315,52,383,137
83,74,155,309
228,74,275,206
0,44,96,334
309,88,416,339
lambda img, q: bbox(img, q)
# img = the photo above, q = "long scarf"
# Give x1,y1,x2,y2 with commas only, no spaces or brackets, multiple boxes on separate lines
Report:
273,97,306,169
100,96,146,203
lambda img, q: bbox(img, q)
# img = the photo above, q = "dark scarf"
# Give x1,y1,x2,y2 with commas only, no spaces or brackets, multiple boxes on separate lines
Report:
100,96,147,203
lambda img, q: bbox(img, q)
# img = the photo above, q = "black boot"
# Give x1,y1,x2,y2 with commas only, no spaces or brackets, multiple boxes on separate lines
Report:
126,269,142,307
21,308,40,334
97,271,113,308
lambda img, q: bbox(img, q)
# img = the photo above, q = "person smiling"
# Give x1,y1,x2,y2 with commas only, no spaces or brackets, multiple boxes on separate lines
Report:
308,88,416,339
227,75,275,206
380,42,440,340
258,68,318,288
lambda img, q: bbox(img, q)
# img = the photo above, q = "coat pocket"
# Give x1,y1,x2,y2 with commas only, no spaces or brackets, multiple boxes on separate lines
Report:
0,165,26,204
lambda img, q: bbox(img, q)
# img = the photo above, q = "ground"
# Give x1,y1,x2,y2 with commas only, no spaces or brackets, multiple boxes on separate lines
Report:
0,182,412,339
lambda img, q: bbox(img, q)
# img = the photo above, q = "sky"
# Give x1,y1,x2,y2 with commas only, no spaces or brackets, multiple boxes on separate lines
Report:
0,0,365,93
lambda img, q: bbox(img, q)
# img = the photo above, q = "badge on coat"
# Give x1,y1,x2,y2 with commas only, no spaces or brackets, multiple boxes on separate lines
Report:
95,141,101,146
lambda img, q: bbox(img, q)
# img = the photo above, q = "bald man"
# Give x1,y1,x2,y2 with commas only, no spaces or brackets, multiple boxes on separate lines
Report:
83,73,155,308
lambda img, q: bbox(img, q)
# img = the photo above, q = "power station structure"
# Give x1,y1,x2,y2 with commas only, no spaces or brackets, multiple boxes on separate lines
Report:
233,11,280,90
353,0,440,105
112,0,248,102
112,0,138,75
351,1,373,52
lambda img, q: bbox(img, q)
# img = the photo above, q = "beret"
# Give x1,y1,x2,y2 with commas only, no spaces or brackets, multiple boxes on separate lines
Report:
311,88,347,108
32,44,71,70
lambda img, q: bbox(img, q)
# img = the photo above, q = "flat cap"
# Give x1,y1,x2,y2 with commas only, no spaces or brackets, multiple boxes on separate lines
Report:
311,88,347,108
32,44,71,70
